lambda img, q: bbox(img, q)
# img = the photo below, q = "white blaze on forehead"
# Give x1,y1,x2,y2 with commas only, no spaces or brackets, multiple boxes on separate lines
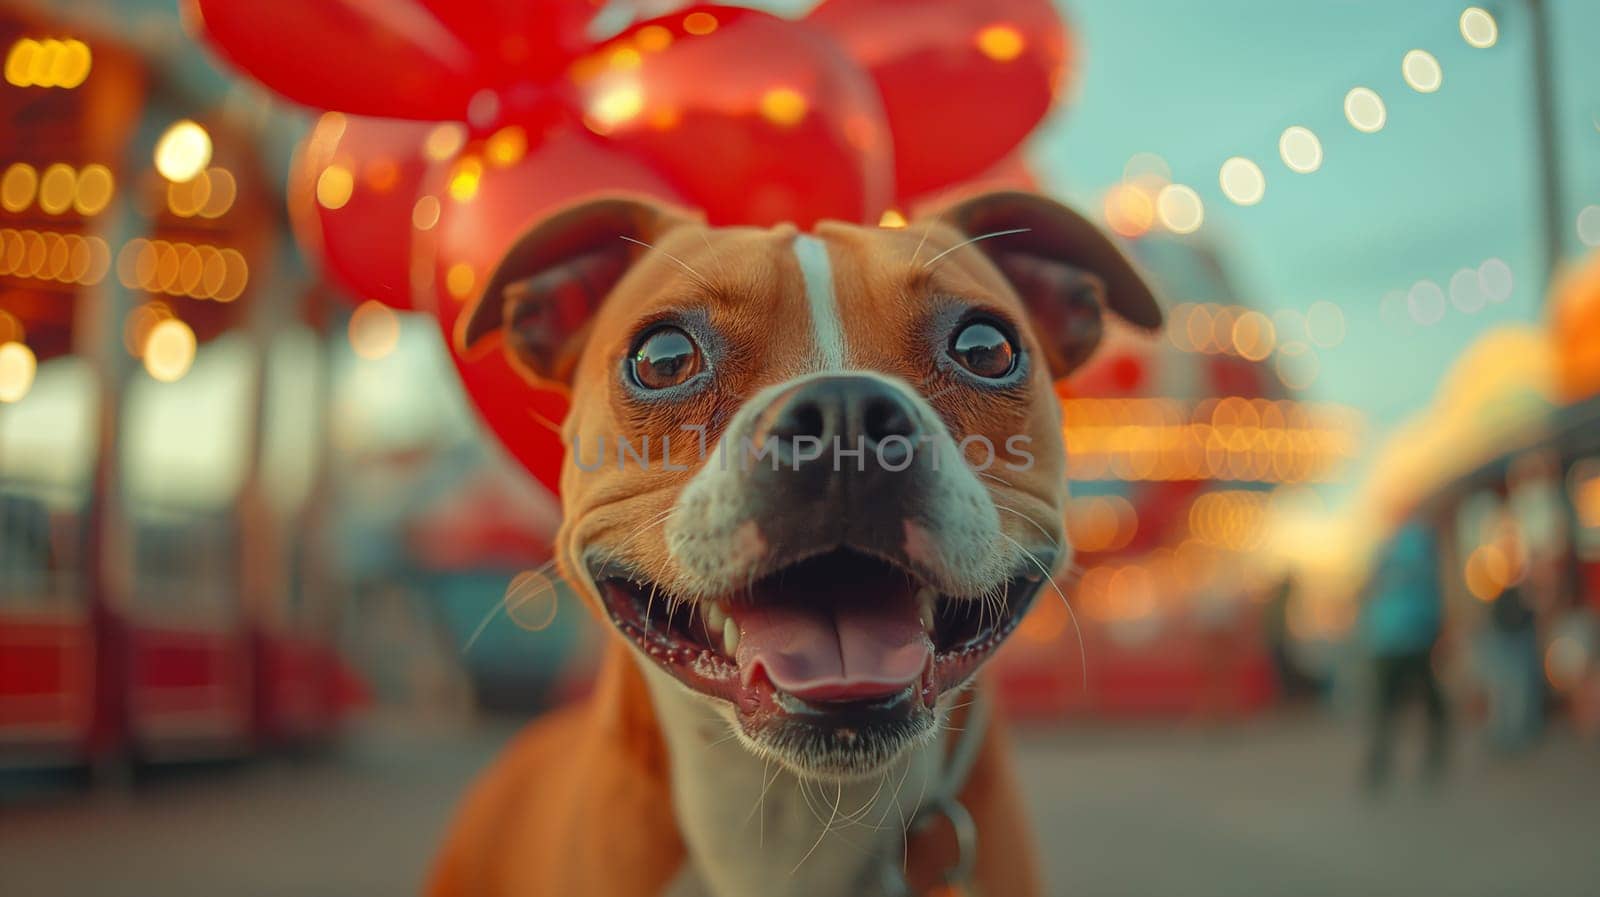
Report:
793,234,846,370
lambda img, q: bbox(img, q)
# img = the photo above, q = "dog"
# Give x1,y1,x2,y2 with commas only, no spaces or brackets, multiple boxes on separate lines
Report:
427,190,1161,897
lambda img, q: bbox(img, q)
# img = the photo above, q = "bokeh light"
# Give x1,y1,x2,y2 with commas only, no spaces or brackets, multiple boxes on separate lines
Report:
349,300,401,361
1104,182,1155,237
1343,87,1386,133
1577,205,1600,247
1460,7,1499,48
1478,257,1513,302
153,120,212,183
142,318,197,382
1219,157,1265,206
1407,279,1447,325
1156,184,1204,234
1402,50,1442,93
0,340,38,403
1449,268,1485,313
2,162,38,212
315,165,354,210
1278,126,1323,174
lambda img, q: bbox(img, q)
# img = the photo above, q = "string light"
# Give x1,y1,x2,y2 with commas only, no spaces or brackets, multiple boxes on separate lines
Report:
1478,258,1513,302
0,229,109,284
758,87,808,128
4,38,91,88
116,238,246,300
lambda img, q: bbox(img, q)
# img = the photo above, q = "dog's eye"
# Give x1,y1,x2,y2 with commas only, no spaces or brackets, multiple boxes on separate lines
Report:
630,326,703,390
949,320,1017,379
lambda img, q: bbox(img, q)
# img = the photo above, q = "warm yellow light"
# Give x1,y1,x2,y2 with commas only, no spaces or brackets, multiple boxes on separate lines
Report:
1278,126,1323,174
446,263,477,299
422,123,465,162
4,38,90,88
167,170,212,217
364,158,400,193
73,163,114,215
609,46,642,71
143,318,196,382
154,120,212,183
215,248,248,301
316,164,354,210
1402,49,1442,93
486,126,527,167
878,209,908,229
635,25,673,53
1231,311,1276,362
1104,183,1155,238
0,340,37,403
1343,87,1386,133
3,39,34,87
1,163,37,212
1155,184,1204,234
412,195,441,231
198,168,235,218
38,163,75,214
1460,8,1498,49
585,82,646,134
975,24,1026,62
758,87,808,128
1219,157,1265,206
447,156,483,202
349,300,401,360
683,11,718,36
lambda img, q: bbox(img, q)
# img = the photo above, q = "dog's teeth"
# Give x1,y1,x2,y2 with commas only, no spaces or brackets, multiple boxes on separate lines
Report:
705,603,727,632
722,618,740,656
916,588,936,634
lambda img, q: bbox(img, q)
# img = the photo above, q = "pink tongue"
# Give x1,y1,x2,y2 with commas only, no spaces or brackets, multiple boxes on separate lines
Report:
731,588,930,702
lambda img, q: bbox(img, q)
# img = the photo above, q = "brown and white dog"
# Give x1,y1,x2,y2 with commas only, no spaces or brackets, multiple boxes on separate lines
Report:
428,191,1160,897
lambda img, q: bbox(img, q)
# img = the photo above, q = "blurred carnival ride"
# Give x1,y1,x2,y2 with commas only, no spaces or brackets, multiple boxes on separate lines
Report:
0,9,360,771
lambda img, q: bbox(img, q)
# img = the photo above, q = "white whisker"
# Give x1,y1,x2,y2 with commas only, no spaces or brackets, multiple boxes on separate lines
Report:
921,227,1030,270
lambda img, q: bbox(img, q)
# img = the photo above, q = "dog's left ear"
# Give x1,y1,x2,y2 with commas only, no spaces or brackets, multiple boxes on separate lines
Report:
456,195,701,383
926,190,1163,376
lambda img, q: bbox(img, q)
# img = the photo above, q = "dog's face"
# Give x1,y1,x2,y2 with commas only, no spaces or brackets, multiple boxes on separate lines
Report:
459,192,1160,779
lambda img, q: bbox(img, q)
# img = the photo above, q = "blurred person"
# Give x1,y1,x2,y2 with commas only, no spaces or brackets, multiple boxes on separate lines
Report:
1359,520,1449,792
1475,520,1544,752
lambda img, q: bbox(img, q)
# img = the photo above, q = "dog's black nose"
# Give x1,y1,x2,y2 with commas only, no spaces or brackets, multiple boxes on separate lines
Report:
763,375,922,469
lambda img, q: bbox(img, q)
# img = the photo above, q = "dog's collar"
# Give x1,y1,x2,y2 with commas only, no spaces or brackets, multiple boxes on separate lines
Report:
874,691,992,897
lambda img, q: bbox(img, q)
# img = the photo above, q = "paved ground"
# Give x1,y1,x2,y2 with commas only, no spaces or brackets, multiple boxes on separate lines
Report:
2,713,1596,896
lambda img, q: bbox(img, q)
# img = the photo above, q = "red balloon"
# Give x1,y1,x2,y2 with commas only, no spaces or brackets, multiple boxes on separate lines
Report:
808,0,1070,203
190,0,600,121
902,149,1039,213
289,115,438,309
564,6,893,227
414,127,685,492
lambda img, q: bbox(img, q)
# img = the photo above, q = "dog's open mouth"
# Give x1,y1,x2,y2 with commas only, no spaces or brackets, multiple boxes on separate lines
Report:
594,549,1042,718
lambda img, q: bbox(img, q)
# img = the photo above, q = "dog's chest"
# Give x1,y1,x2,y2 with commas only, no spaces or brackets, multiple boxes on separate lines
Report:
640,662,944,897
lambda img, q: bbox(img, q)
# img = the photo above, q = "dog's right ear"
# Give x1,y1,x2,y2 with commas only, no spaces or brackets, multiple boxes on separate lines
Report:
455,195,700,383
